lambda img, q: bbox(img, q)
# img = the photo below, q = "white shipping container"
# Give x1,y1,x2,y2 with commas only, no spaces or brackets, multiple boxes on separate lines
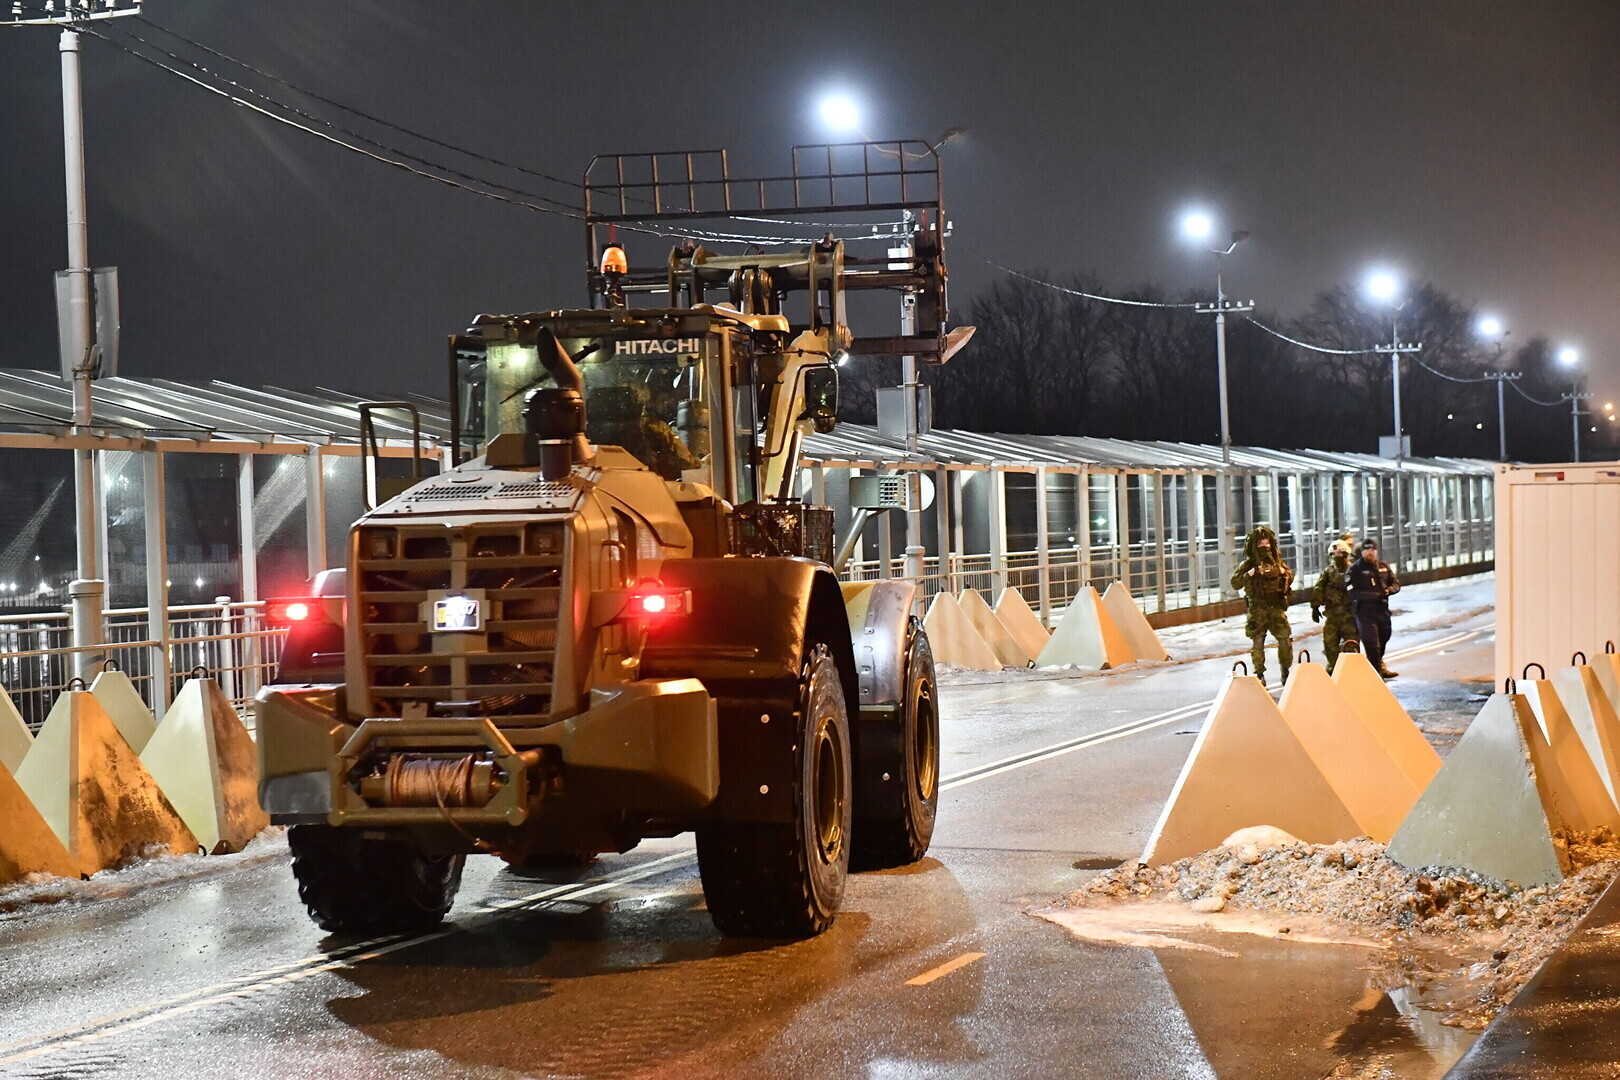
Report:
1495,463,1620,683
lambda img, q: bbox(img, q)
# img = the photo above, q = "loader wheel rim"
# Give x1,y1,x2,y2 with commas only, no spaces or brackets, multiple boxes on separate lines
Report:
913,682,938,802
813,722,847,863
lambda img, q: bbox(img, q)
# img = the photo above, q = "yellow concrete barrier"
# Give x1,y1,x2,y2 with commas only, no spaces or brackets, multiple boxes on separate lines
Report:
1101,582,1170,662
88,665,157,753
1140,671,1360,865
1551,664,1620,807
1332,651,1442,791
1388,692,1570,887
1594,647,1620,716
1278,661,1423,842
958,588,1031,668
141,678,269,855
0,762,78,882
0,684,30,774
1523,678,1620,831
14,690,198,876
993,587,1051,661
922,592,1002,670
1037,585,1133,670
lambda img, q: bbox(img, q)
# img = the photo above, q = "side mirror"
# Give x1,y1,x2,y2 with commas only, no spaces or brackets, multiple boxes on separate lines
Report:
801,365,839,434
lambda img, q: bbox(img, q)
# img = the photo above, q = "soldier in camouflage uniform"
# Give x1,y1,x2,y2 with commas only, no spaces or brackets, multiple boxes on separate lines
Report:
1311,540,1359,673
1231,526,1295,683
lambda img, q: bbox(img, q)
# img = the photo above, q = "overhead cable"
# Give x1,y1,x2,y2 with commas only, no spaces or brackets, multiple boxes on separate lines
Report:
990,263,1202,309
1242,316,1389,356
1508,380,1566,408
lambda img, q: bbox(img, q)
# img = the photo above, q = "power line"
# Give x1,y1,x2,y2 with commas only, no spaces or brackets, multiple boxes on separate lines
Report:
990,263,1202,309
1508,379,1566,407
1242,315,1388,356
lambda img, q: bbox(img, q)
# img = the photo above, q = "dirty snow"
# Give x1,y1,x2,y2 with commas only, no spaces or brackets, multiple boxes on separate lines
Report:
940,572,1494,685
1048,829,1620,1030
0,827,288,919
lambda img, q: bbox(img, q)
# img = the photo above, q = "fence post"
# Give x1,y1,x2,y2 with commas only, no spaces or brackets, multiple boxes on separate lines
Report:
142,450,172,716
1035,465,1051,623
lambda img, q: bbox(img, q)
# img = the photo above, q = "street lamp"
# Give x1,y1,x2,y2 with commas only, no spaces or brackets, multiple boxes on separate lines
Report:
1363,267,1420,463
1475,314,1518,461
816,91,862,135
1180,208,1250,597
1557,345,1590,462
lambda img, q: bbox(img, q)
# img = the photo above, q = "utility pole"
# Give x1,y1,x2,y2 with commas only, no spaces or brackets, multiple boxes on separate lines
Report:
1564,386,1593,463
1380,317,1422,464
6,0,141,677
1484,371,1522,461
1192,235,1249,597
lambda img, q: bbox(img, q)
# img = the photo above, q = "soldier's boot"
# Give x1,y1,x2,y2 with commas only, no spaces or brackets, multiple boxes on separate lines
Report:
1378,666,1399,679
1276,637,1293,686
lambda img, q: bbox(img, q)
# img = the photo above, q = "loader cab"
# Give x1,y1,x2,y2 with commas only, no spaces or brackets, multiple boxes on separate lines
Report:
451,308,833,507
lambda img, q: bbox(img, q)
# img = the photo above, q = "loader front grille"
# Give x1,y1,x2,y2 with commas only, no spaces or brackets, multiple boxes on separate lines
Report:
356,523,563,723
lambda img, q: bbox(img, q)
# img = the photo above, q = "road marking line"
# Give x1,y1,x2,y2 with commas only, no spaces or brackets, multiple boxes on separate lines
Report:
0,851,696,1065
906,951,986,986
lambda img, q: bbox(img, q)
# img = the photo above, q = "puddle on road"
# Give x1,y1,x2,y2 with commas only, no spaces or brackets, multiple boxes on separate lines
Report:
1038,901,1478,1079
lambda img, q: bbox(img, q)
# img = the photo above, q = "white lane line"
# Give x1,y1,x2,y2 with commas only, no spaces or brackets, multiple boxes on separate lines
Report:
0,852,696,1065
905,951,986,986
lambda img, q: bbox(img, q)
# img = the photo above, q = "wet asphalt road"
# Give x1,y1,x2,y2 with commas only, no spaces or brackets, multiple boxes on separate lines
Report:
0,580,1496,1080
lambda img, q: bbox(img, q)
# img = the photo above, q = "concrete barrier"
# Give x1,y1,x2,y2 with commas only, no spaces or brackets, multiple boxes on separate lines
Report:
922,592,1002,670
1595,647,1620,716
1332,651,1442,791
88,665,157,753
14,691,198,875
1523,679,1620,832
1551,665,1620,807
994,588,1051,662
1140,671,1361,865
958,588,1031,668
1278,661,1423,842
1388,693,1571,887
141,678,269,855
1037,585,1133,670
0,762,79,882
1101,583,1170,662
0,685,30,774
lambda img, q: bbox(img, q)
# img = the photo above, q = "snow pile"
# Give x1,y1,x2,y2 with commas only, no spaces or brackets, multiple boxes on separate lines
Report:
0,827,288,917
1061,830,1620,1029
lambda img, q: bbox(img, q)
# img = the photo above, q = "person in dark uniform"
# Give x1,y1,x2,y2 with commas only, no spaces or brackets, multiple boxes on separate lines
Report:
1346,539,1402,678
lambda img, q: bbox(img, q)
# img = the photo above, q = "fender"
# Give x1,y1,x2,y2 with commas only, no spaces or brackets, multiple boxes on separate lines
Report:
841,580,922,818
641,557,859,822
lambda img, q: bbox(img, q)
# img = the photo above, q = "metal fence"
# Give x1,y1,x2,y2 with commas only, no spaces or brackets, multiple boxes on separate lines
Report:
0,601,284,732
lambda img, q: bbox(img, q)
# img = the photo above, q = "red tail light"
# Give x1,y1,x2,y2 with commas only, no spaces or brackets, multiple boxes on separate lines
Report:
623,585,692,619
266,597,326,628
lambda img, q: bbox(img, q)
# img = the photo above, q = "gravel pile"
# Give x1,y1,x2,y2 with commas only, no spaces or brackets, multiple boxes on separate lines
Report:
1063,829,1620,1029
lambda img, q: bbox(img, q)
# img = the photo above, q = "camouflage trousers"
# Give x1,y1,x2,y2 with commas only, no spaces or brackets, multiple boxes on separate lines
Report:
1321,606,1359,674
1246,605,1292,680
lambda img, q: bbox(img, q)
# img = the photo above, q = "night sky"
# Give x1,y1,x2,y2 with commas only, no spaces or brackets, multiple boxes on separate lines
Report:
2,1,1617,410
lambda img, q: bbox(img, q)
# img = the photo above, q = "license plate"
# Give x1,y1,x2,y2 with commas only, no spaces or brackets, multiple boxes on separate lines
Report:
431,595,482,632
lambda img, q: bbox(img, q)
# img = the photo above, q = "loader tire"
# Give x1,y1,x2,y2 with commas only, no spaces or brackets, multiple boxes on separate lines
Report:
288,824,465,935
852,627,939,869
697,644,851,938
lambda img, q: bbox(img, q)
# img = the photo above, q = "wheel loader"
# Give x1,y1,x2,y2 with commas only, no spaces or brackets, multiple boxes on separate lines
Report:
257,143,964,938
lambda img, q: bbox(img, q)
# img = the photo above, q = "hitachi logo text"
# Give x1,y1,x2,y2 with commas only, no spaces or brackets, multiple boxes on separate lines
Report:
613,338,702,356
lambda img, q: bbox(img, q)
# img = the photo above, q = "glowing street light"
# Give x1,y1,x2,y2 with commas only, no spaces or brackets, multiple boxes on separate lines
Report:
1557,345,1580,368
816,91,863,136
1476,314,1504,340
1178,209,1214,245
1362,266,1419,463
1364,268,1403,307
1474,313,1518,461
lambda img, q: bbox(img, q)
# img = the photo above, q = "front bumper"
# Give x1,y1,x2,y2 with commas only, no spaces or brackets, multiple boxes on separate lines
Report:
255,679,718,828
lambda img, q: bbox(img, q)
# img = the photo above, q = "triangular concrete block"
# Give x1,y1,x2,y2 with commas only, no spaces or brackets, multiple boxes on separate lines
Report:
1387,694,1570,887
1332,651,1442,791
1141,674,1362,865
958,588,1030,668
1036,585,1134,670
0,762,78,882
14,691,198,875
1594,651,1620,716
88,667,157,753
1101,582,1169,662
0,684,31,774
1524,680,1620,832
993,587,1051,661
922,592,1002,670
1278,662,1423,842
1552,666,1620,807
142,679,269,854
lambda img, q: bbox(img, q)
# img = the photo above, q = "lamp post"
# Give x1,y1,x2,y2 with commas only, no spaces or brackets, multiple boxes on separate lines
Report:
1363,268,1422,464
1557,346,1590,463
1179,210,1250,596
1475,314,1519,462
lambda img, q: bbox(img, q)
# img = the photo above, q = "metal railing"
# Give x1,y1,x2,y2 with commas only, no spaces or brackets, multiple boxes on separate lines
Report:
0,601,285,732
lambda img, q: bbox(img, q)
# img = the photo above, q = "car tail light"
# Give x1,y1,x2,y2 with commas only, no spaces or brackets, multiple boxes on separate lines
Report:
266,597,327,628
624,585,691,619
